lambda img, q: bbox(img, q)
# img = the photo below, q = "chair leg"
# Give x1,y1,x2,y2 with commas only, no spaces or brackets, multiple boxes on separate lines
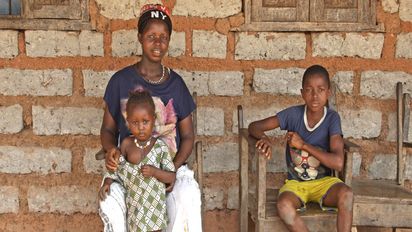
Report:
255,220,265,232
351,226,358,232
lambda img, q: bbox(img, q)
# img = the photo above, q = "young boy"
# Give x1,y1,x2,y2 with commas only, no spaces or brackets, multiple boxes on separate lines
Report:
248,65,353,232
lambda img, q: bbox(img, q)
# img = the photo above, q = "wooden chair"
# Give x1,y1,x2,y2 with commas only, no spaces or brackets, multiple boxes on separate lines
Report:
348,82,412,229
238,83,412,232
237,109,358,232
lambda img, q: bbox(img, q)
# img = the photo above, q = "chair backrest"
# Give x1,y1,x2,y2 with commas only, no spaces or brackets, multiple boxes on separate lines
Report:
328,81,338,111
187,92,203,191
323,82,358,185
396,82,410,186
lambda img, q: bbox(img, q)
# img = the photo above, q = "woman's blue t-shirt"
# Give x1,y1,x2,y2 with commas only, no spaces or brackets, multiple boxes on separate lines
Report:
103,64,196,148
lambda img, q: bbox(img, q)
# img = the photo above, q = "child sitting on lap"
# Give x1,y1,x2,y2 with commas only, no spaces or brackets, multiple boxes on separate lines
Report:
99,89,176,232
248,65,354,232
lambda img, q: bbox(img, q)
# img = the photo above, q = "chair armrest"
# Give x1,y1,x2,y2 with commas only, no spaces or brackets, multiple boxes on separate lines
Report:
342,139,360,187
95,148,105,160
404,142,412,148
256,147,267,219
239,128,249,229
344,139,360,153
195,140,203,193
237,103,268,221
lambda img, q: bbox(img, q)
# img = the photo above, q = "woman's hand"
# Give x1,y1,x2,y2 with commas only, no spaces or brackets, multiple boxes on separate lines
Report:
165,180,175,192
286,132,305,150
105,147,120,171
141,165,157,178
255,135,272,159
98,178,113,201
99,184,110,201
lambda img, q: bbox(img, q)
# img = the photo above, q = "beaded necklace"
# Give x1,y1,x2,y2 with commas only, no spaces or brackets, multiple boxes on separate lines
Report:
141,65,166,85
134,138,151,149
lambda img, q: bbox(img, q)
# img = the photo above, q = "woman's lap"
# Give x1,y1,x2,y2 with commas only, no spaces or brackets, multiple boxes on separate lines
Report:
166,165,202,232
99,165,202,232
99,182,127,232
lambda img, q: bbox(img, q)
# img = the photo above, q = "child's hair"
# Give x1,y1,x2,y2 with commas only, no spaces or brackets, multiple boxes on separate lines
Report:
302,65,331,88
126,88,156,115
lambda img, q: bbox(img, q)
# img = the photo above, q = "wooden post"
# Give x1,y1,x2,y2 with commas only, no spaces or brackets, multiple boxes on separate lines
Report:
193,91,198,141
344,149,353,187
343,140,359,187
192,91,199,179
238,105,249,232
192,92,204,230
396,82,404,186
244,0,251,24
403,93,410,143
256,148,267,219
196,141,204,214
328,82,337,111
400,93,411,187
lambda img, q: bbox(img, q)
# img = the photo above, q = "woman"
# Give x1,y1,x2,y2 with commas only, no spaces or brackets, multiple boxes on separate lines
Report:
99,4,202,232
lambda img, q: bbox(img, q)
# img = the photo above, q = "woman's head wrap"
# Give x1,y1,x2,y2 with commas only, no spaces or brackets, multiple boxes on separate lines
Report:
138,4,172,35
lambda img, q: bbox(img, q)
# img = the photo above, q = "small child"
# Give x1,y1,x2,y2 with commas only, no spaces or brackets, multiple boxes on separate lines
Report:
248,65,353,232
99,89,176,232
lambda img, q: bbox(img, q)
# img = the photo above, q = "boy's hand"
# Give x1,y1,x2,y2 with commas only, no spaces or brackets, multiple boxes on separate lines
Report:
256,135,272,159
286,132,305,150
99,184,111,201
105,147,120,172
141,165,157,178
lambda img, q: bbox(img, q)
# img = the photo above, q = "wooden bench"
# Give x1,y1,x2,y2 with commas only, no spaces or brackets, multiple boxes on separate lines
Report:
238,83,412,231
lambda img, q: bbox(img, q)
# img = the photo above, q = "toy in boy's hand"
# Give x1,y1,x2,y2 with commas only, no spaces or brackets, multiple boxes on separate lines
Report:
290,147,320,180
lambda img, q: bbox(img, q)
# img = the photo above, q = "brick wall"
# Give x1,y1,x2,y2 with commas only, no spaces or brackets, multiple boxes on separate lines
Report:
0,0,412,231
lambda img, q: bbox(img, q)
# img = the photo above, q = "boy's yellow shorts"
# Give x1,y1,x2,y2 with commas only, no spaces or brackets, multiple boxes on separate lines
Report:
279,176,343,211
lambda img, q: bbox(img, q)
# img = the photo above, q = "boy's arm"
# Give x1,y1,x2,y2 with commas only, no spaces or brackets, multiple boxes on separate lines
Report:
141,165,176,184
248,115,280,139
248,115,281,159
288,132,345,171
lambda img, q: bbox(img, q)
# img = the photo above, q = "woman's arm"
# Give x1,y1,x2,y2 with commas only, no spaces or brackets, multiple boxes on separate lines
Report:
173,115,194,169
101,103,121,171
287,132,345,171
141,165,176,184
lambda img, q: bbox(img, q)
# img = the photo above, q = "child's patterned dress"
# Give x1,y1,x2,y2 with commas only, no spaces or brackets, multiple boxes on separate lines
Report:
104,138,175,232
